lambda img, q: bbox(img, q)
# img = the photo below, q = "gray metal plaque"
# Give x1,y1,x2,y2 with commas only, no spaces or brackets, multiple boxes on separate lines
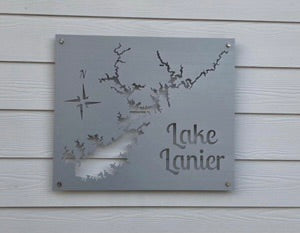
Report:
54,35,235,191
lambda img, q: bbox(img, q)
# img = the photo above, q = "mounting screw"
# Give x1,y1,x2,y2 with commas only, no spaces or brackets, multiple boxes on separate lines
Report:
225,182,231,187
58,38,64,45
226,43,231,48
56,181,62,188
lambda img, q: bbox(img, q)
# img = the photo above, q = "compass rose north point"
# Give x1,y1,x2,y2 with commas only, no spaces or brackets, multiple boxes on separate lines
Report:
64,83,101,119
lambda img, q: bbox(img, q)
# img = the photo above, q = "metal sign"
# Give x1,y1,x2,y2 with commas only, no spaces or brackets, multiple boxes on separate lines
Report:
53,35,235,191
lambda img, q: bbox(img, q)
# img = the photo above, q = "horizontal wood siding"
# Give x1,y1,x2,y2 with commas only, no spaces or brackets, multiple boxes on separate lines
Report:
1,63,300,113
1,160,300,207
1,16,300,67
1,208,300,233
1,0,300,23
0,112,300,160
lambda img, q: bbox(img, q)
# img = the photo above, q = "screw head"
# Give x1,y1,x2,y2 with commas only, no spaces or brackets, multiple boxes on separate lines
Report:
58,38,64,45
225,182,231,187
226,43,231,48
56,181,62,188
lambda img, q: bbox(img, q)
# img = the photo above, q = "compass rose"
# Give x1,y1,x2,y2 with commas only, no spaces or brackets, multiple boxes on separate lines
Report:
65,84,101,120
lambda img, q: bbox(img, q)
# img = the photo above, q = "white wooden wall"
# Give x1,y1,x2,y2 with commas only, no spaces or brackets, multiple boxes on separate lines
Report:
1,1,300,232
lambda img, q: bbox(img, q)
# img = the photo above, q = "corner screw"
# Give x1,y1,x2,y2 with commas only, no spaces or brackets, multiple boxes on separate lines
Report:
59,38,64,45
226,43,231,48
225,182,231,187
57,181,62,188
